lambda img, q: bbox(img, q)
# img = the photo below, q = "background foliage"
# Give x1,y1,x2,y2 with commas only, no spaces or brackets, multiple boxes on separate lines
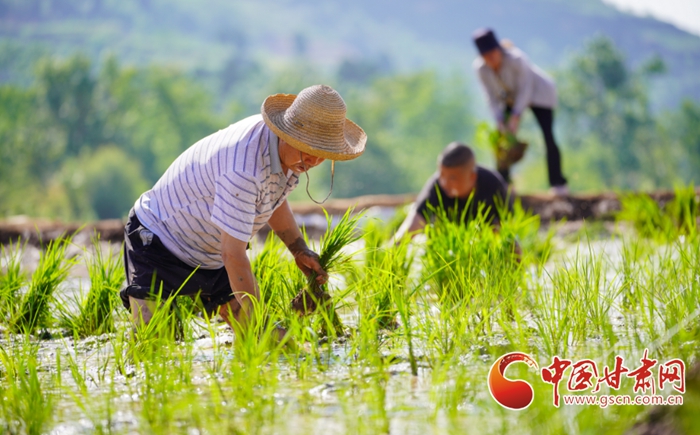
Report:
1,1,700,220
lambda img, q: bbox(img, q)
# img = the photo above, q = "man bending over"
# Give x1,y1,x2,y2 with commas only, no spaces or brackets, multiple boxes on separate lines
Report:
396,142,512,239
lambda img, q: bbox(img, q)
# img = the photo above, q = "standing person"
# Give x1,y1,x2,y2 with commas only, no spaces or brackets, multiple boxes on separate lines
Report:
472,28,569,196
119,84,367,339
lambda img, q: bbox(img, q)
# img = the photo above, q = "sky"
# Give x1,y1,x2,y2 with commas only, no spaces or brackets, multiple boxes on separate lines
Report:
603,0,700,36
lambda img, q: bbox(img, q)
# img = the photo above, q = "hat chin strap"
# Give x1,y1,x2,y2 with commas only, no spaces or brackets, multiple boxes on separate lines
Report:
300,151,334,205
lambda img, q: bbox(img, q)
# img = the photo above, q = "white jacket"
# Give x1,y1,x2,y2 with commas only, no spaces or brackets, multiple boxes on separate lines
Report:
473,47,557,121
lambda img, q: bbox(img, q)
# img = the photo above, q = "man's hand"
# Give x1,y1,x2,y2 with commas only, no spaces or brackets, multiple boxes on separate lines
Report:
288,238,328,285
507,114,520,134
267,201,328,285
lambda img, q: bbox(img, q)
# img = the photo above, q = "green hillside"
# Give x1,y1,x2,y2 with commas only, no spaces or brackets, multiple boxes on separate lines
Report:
1,0,699,108
1,0,700,220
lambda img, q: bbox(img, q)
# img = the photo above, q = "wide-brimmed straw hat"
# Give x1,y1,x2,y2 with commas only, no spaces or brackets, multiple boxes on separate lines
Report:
261,84,367,161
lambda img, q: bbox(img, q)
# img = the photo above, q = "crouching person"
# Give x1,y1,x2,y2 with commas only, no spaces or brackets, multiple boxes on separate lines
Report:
395,142,519,257
119,85,367,340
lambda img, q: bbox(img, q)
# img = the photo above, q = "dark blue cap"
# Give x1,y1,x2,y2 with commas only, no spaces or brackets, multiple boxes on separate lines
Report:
473,28,501,54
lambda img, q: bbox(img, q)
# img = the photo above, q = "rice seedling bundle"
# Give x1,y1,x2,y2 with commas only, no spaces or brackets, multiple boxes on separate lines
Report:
0,240,26,322
10,235,74,334
291,208,363,335
68,237,125,336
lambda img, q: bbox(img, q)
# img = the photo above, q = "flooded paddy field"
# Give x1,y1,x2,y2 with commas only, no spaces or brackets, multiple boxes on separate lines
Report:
1,206,699,435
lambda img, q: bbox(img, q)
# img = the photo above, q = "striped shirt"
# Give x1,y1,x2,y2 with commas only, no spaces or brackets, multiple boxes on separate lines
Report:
134,114,300,269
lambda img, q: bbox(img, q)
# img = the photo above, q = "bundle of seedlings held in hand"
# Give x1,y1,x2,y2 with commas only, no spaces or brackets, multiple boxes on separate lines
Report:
291,208,362,335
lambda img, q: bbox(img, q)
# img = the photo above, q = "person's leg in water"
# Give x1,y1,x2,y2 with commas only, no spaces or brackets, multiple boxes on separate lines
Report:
531,106,567,189
130,296,156,327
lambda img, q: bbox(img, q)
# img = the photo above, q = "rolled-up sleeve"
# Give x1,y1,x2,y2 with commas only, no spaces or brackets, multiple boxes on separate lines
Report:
211,171,259,242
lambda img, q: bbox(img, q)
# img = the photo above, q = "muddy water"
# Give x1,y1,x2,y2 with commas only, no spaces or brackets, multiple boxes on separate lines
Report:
2,220,689,434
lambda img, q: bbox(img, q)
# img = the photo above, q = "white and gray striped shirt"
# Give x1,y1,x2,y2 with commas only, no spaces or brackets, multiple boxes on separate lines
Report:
134,114,299,269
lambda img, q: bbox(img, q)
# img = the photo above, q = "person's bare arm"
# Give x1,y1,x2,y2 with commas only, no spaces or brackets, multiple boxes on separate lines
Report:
220,232,259,328
394,206,427,242
267,200,327,285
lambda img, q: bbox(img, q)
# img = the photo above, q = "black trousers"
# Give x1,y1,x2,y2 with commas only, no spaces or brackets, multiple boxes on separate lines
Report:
119,210,235,314
498,106,567,187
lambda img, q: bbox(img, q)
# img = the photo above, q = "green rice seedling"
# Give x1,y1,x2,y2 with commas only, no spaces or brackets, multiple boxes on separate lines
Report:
283,313,326,380
349,301,384,368
138,345,201,434
291,208,363,336
55,344,97,428
66,365,120,435
429,353,477,427
355,222,416,330
530,270,585,356
666,183,699,236
337,366,390,434
617,192,674,240
110,291,215,434
195,296,287,433
252,231,303,320
0,239,26,323
394,278,420,375
422,201,522,307
224,345,283,433
500,198,554,267
63,237,125,337
10,235,75,334
673,232,700,318
617,184,698,241
565,243,619,343
230,296,290,363
120,283,197,368
0,340,54,435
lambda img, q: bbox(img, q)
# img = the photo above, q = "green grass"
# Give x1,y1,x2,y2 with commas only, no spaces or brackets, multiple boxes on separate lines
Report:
617,183,699,241
60,236,125,337
0,239,26,323
1,197,700,434
0,341,54,435
10,235,75,334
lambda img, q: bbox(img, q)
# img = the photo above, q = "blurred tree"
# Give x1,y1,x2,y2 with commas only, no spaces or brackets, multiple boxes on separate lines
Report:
92,56,221,181
37,54,105,157
332,71,473,197
48,146,149,220
0,85,65,217
337,55,392,84
659,100,700,184
1,54,222,220
0,41,47,86
555,36,671,191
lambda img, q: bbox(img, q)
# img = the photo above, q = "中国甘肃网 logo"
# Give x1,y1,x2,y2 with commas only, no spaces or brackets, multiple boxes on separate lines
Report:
488,349,685,409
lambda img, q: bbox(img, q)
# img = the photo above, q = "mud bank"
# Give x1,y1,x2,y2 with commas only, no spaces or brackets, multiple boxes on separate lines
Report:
1,189,695,247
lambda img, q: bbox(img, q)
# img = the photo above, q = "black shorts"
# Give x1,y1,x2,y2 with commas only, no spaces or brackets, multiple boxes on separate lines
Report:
119,209,235,314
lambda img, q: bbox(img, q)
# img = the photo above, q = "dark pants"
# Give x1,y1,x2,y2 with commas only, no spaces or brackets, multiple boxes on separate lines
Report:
498,106,567,187
119,210,235,314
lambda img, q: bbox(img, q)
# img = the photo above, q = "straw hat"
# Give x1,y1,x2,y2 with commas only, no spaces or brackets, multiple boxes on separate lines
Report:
261,85,367,161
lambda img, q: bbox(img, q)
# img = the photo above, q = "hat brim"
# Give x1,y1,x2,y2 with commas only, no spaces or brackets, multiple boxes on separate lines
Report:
261,93,367,161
